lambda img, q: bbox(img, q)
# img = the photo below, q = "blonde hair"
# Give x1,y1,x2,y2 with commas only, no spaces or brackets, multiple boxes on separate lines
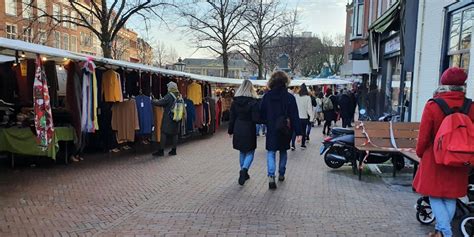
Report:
235,79,258,98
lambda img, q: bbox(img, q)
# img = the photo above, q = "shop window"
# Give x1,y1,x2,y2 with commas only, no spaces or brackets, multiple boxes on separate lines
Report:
6,24,17,39
5,0,17,16
352,0,364,38
445,5,473,71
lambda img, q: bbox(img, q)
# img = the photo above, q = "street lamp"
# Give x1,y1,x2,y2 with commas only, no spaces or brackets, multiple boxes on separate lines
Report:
174,57,186,72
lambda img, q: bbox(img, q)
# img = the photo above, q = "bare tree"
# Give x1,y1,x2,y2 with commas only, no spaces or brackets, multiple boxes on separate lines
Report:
321,34,345,75
167,46,178,64
112,36,130,60
238,0,290,79
180,0,248,77
153,41,168,66
137,38,154,65
280,9,312,73
24,0,173,58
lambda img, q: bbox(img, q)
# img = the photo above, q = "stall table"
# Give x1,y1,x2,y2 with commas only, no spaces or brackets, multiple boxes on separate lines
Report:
0,126,75,167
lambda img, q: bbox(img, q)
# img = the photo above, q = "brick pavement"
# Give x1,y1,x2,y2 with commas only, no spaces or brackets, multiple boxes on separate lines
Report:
0,125,432,236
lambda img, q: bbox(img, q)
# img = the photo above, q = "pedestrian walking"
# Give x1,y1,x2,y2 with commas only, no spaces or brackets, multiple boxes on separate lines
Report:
152,81,181,157
306,90,318,140
256,90,267,136
322,88,338,135
260,71,302,190
228,79,260,186
413,68,474,237
339,89,355,128
291,83,314,150
315,92,324,126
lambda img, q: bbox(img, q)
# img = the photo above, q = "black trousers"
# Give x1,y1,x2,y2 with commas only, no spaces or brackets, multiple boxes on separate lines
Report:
160,132,178,150
342,117,352,128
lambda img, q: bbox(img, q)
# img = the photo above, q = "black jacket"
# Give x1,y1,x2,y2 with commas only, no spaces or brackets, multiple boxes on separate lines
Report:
228,96,260,152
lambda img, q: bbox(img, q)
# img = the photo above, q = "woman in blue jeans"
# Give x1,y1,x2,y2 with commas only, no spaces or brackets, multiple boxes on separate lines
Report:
228,80,260,185
260,71,302,190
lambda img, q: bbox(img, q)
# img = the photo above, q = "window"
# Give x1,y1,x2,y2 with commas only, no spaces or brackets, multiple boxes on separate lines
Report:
6,24,17,39
446,6,473,71
71,35,77,52
71,11,77,30
54,31,61,48
37,0,46,22
63,33,69,50
5,0,17,16
39,30,47,45
22,2,33,19
23,27,33,42
53,4,60,24
352,0,364,38
80,32,93,47
63,9,69,28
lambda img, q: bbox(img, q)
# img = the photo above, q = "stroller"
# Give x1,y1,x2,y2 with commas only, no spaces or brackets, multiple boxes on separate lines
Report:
416,179,474,236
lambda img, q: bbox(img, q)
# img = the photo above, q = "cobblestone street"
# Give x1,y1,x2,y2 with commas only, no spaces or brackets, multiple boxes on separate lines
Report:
0,126,431,236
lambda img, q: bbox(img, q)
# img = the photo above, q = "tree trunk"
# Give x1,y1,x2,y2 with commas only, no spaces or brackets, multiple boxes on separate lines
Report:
222,51,229,78
258,53,264,80
102,42,113,59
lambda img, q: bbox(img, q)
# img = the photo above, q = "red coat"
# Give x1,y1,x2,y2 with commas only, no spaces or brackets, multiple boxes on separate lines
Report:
413,91,474,198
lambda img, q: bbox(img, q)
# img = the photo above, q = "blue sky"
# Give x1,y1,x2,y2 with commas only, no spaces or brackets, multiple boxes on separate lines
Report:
128,0,348,59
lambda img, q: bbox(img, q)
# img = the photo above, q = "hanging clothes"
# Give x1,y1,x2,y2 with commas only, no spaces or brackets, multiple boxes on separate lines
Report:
187,82,203,105
194,104,204,129
43,61,59,107
65,61,82,148
185,99,196,133
102,69,123,102
208,98,216,133
135,95,153,135
153,106,164,142
140,72,152,96
125,70,140,97
177,79,188,98
98,102,117,151
151,74,161,98
216,98,222,130
15,59,35,106
111,100,139,143
81,58,99,133
33,55,54,150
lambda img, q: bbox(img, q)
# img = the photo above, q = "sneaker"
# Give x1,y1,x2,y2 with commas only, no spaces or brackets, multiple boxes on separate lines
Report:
278,175,285,182
301,145,307,150
152,150,164,157
291,146,296,151
168,149,177,156
268,176,277,190
262,133,266,137
238,169,248,185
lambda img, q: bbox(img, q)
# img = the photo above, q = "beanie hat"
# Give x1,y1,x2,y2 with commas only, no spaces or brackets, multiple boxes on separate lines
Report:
167,81,178,90
441,67,467,86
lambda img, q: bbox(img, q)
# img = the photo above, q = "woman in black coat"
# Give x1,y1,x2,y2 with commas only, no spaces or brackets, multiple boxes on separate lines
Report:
228,79,260,186
322,88,338,135
260,71,302,190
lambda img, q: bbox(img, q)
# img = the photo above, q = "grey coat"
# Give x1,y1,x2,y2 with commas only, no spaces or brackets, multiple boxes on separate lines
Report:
153,92,179,135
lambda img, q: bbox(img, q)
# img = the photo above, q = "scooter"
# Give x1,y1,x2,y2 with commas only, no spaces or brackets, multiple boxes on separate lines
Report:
320,110,404,174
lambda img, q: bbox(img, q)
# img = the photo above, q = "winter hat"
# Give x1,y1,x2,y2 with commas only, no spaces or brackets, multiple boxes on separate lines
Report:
441,67,467,86
167,81,178,90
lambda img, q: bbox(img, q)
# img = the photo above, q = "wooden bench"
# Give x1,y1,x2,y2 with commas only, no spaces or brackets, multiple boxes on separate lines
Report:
354,121,420,180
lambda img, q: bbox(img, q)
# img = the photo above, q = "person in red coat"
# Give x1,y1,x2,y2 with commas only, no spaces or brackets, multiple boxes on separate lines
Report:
413,67,474,237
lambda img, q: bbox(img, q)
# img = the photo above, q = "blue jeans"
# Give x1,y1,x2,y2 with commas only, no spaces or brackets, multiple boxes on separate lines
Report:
267,150,288,177
239,151,255,170
256,124,266,135
430,197,456,237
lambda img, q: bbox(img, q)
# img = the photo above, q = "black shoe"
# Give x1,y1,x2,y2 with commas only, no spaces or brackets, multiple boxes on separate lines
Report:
168,148,177,156
245,172,250,180
291,146,296,151
152,150,164,157
307,137,310,141
238,169,248,185
268,176,277,189
278,175,285,182
301,145,307,150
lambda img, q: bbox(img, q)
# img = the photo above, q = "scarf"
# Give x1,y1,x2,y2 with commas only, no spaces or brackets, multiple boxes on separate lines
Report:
434,85,466,95
33,55,54,150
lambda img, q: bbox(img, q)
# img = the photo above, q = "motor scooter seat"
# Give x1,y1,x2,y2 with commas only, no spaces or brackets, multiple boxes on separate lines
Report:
331,127,354,136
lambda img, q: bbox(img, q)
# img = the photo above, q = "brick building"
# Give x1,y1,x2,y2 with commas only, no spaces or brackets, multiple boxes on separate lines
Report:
0,0,152,63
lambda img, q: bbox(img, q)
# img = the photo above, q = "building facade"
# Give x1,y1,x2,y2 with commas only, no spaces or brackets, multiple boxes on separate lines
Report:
0,0,152,63
411,0,474,121
343,0,419,121
183,58,249,79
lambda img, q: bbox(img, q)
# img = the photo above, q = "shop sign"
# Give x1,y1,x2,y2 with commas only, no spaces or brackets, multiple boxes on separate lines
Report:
385,36,400,55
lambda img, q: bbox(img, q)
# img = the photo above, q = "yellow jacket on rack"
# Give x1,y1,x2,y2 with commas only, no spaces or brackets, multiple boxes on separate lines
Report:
187,82,202,105
102,70,123,102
